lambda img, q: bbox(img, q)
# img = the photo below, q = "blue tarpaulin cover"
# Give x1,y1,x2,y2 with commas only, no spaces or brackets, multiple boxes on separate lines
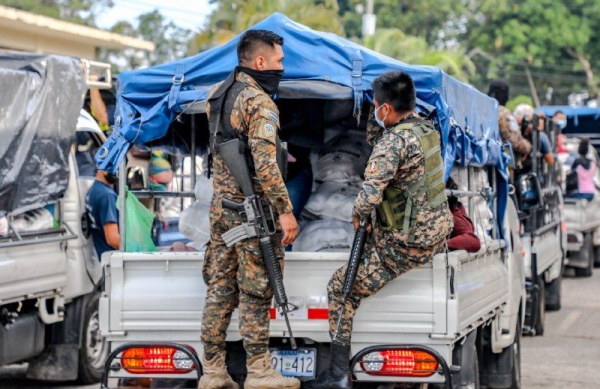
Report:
96,13,509,236
536,105,600,128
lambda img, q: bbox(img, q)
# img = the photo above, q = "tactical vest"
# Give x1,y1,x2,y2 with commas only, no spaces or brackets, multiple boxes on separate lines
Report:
375,119,447,241
208,73,287,180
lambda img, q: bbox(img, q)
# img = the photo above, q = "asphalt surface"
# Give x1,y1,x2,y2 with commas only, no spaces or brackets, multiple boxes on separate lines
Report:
1,268,599,388
520,267,600,388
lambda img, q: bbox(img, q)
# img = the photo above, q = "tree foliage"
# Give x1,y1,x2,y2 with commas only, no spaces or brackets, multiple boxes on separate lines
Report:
364,28,475,82
337,0,467,46
463,0,600,101
190,0,343,53
0,0,113,26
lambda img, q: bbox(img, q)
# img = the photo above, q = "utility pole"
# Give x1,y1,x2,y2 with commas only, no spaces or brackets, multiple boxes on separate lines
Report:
362,0,376,38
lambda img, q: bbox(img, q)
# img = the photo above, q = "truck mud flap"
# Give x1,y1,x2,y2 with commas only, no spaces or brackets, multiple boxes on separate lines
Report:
350,344,454,389
100,342,202,389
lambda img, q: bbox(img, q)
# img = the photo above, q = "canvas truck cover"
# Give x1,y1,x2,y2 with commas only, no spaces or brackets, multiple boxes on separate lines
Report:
96,13,511,237
0,52,87,216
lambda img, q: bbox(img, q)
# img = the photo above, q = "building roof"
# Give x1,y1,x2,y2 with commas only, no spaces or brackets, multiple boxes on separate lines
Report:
0,5,155,52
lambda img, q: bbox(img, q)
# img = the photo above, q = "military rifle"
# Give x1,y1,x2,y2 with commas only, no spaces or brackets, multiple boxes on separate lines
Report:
332,218,370,342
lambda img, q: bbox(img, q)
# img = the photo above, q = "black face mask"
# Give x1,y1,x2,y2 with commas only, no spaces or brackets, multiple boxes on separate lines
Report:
104,172,117,185
238,66,284,95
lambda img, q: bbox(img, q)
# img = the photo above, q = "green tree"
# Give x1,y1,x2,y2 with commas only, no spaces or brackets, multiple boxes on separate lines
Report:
337,0,468,47
191,0,343,53
365,28,475,82
464,0,600,101
0,0,113,26
99,11,193,72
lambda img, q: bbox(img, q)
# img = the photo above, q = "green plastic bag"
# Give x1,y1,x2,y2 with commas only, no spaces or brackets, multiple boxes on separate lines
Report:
118,189,157,252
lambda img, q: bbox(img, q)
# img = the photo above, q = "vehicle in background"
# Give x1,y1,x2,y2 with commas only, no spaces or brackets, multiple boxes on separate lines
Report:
537,105,600,152
557,137,600,276
0,52,110,384
98,14,526,389
513,116,565,334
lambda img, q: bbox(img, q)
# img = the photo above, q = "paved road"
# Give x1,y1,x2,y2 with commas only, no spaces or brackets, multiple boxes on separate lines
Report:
2,268,599,388
521,267,600,388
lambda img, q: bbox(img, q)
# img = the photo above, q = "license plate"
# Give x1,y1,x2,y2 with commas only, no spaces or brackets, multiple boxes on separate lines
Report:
269,348,317,378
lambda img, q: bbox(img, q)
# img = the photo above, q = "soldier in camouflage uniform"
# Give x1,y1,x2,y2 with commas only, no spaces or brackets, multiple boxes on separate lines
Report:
308,72,453,388
307,72,453,389
488,79,531,168
199,30,300,389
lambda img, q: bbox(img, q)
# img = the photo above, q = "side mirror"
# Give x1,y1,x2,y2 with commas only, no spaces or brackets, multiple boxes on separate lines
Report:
516,172,543,211
127,166,148,190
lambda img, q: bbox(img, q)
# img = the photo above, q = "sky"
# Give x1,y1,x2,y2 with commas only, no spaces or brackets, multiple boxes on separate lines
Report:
96,0,216,33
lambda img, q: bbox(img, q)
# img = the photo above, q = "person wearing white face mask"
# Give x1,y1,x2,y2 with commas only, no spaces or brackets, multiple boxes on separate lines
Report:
552,110,568,131
306,71,453,389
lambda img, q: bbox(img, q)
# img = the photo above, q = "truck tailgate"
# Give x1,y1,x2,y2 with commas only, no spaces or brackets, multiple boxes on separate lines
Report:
102,243,509,347
0,238,68,303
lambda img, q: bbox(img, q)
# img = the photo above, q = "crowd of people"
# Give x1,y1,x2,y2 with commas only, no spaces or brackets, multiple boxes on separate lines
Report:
488,78,597,201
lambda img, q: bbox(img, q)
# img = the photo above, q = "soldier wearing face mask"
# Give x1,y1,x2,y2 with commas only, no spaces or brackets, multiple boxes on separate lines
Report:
85,168,120,259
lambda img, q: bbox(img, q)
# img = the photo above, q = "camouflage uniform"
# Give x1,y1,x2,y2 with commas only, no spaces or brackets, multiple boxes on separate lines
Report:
328,111,453,346
498,105,531,158
201,71,293,359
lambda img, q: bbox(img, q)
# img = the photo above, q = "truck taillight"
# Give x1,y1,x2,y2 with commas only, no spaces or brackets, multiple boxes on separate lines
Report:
121,346,196,374
359,349,438,377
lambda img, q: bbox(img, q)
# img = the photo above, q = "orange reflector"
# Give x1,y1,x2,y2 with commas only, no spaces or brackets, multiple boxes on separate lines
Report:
122,347,195,374
360,349,438,377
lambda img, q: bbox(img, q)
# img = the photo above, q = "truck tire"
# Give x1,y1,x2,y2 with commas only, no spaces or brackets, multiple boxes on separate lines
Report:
480,318,522,389
575,233,594,277
77,292,108,384
509,320,522,389
594,245,600,268
534,280,545,336
545,273,561,311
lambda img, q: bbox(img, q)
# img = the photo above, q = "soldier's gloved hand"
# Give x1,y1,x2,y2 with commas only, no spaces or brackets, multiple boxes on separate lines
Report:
279,212,298,246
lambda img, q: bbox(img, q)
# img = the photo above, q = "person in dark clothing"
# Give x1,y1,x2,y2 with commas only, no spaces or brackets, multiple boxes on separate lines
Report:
446,178,481,253
86,169,120,259
569,138,597,201
285,144,313,219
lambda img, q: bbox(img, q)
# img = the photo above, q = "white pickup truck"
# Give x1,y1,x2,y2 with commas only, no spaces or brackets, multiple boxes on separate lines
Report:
97,16,527,389
101,178,526,388
0,52,110,383
558,137,600,277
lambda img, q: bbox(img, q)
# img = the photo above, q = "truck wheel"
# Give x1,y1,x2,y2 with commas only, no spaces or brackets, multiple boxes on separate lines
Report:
534,281,545,336
509,320,522,389
77,292,108,384
575,234,594,277
545,274,561,311
594,246,600,268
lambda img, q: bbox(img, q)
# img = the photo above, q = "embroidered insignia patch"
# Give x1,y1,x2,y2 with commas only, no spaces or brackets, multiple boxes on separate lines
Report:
264,123,276,137
269,112,279,123
370,160,378,172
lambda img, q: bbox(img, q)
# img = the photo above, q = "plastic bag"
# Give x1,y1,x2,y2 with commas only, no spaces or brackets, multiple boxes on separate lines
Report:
179,200,211,246
119,189,157,252
302,182,361,222
292,219,354,252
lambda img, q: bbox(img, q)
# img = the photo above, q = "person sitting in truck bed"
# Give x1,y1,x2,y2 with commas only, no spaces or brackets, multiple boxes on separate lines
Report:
446,178,481,253
569,138,597,201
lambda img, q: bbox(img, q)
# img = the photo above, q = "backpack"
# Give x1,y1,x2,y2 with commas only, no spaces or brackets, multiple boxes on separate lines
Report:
565,170,579,195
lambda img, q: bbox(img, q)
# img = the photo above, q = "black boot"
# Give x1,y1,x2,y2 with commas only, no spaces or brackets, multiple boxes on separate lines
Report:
305,343,352,388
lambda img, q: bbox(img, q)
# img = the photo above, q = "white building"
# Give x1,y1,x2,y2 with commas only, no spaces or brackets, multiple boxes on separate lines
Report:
0,5,154,59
